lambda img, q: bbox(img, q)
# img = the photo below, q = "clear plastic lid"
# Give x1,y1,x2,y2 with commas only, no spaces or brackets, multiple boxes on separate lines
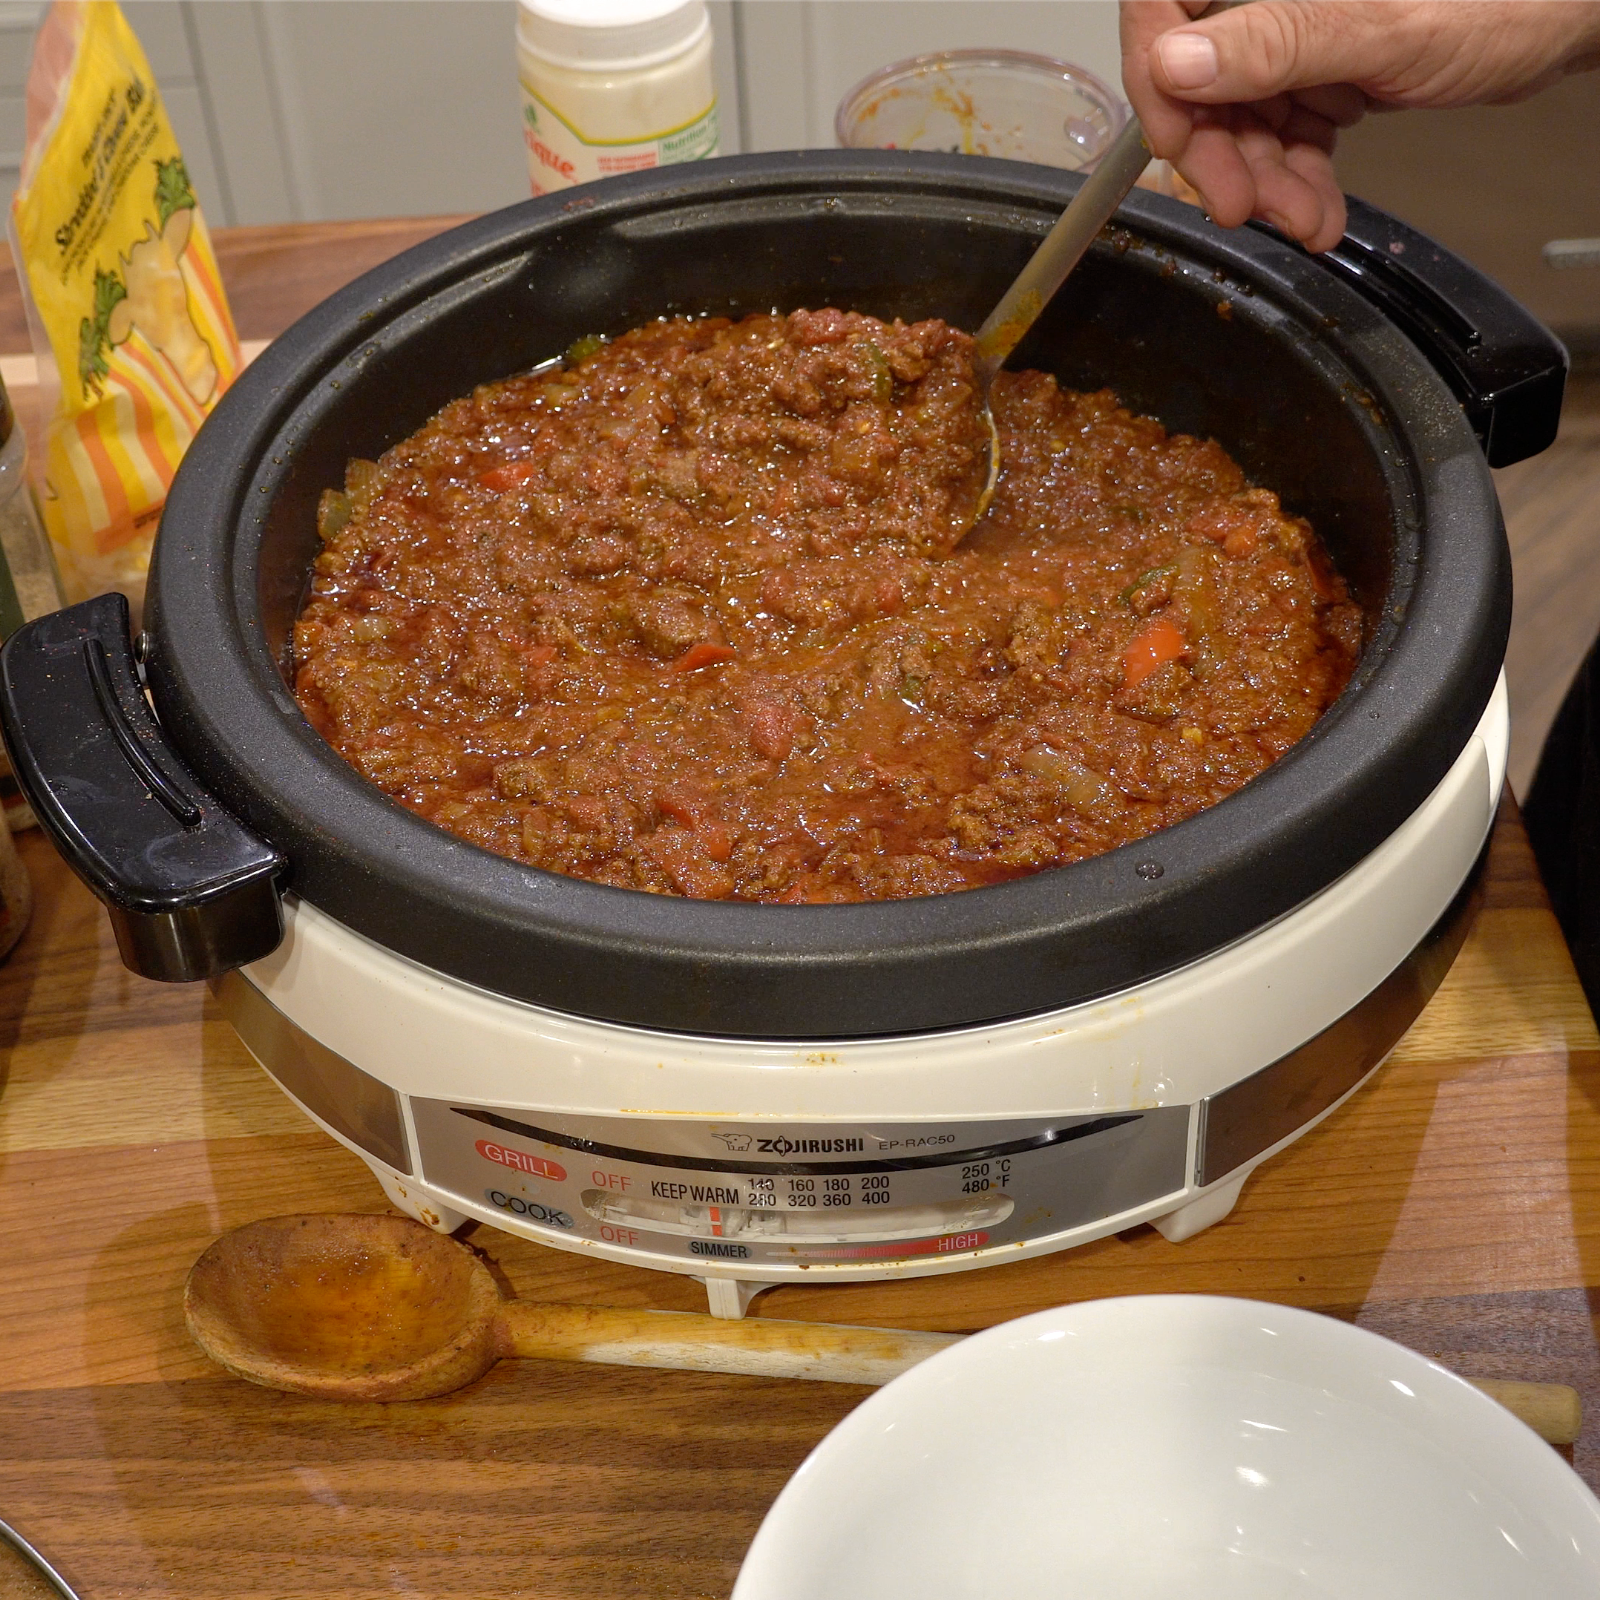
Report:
836,49,1126,174
517,0,708,74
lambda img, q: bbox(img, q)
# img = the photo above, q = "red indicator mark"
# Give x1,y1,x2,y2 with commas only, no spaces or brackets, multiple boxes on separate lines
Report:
794,1231,991,1262
476,1139,566,1183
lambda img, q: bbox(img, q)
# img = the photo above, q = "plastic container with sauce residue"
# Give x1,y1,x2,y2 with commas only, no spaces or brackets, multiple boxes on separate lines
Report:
516,0,719,196
836,49,1125,173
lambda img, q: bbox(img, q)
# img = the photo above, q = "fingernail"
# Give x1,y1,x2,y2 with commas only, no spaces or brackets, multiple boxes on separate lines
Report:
1157,31,1219,90
1263,211,1294,235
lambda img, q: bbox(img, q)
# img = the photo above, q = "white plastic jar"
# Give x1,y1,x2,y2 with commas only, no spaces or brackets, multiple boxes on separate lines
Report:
517,0,719,196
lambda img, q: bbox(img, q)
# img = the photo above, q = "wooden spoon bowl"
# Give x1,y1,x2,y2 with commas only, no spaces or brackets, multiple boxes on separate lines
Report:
185,1213,506,1401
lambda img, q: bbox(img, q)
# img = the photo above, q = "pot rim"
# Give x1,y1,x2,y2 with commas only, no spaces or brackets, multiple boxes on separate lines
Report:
146,150,1510,1038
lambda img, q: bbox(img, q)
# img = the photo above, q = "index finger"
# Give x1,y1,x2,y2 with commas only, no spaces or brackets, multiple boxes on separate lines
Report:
1120,0,1209,162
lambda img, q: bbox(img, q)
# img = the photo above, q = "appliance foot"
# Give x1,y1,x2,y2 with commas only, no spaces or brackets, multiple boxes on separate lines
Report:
371,1165,468,1234
700,1276,779,1320
1149,1170,1251,1243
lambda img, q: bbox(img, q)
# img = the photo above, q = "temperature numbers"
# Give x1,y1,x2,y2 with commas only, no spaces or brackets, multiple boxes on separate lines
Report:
961,1159,1012,1195
722,1160,1024,1212
731,1164,1015,1208
745,1172,898,1208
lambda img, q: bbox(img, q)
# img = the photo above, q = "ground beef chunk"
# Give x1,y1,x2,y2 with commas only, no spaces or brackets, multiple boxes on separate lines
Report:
295,310,1362,903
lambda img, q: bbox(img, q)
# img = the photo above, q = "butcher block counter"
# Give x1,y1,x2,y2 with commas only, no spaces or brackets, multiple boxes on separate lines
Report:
0,219,1598,1600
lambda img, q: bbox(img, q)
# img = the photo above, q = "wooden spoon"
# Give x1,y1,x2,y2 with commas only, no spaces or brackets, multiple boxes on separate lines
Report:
183,1213,961,1401
183,1214,1584,1446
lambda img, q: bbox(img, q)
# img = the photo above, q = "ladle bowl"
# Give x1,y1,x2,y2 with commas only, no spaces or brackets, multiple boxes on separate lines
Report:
951,114,1151,544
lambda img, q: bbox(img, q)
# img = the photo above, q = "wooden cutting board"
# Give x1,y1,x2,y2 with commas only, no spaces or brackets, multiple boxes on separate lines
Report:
0,220,1597,1600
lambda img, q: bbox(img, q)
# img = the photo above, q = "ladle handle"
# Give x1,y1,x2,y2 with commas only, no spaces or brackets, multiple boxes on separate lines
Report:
974,115,1152,381
499,1302,963,1386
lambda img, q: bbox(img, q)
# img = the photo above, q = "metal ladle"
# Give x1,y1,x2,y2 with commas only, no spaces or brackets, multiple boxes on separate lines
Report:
955,115,1154,539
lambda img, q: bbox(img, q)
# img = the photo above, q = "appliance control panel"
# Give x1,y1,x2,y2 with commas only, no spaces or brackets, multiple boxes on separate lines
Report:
409,1098,1192,1268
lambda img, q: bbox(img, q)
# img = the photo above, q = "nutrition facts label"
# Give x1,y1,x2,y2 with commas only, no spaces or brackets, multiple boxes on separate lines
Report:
409,1098,1192,1268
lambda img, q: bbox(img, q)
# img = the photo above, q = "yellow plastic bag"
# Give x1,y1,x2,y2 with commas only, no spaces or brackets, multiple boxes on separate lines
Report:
10,0,241,608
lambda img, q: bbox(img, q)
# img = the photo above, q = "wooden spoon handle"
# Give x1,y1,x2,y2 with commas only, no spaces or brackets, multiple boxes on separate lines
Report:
501,1305,1586,1442
1470,1378,1583,1444
498,1302,962,1386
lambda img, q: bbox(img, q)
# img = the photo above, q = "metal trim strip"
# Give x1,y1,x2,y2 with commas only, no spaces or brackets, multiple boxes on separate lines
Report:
1197,841,1486,1188
213,969,412,1175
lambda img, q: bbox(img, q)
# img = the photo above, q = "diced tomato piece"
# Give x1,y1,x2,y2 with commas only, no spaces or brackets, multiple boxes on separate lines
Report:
478,460,539,492
745,701,803,763
1222,525,1259,559
656,782,734,860
776,877,852,904
1122,618,1187,690
657,783,713,830
564,794,609,830
670,641,736,672
518,643,557,667
1304,541,1338,601
641,826,734,899
697,822,734,862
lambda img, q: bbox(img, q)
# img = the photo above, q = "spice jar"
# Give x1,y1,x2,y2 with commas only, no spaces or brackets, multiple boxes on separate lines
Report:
517,0,719,196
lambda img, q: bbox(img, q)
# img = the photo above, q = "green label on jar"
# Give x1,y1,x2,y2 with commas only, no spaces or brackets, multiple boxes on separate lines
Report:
659,105,719,166
520,88,720,195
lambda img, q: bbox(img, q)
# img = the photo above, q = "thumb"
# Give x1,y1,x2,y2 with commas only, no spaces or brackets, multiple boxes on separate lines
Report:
1150,2,1389,100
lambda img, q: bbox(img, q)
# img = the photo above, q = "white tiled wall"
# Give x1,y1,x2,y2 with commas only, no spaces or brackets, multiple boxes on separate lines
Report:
0,1,1124,226
0,1,537,226
0,2,44,216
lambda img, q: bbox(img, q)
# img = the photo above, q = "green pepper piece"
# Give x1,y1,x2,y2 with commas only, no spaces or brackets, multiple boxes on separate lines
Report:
862,341,894,404
1119,562,1177,606
564,332,607,366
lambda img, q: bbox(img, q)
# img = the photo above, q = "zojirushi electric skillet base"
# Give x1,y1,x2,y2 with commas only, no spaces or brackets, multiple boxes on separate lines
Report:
0,155,1562,1310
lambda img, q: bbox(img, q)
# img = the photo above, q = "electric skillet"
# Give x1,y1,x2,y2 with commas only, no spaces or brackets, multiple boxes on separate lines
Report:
0,154,1564,1315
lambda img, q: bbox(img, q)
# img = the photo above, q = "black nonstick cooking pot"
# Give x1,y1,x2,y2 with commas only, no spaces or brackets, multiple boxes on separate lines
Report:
0,152,1563,1038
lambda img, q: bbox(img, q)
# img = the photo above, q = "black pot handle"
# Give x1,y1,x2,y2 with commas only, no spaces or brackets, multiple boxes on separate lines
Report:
0,594,286,981
1261,195,1567,467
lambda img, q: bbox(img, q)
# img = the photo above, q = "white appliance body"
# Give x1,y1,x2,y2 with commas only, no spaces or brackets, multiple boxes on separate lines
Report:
217,679,1507,1317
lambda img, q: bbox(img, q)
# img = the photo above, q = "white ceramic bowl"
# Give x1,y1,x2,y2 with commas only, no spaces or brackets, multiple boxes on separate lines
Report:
733,1295,1600,1600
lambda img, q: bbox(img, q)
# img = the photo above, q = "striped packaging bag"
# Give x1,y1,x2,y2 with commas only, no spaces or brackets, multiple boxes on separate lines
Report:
9,0,240,613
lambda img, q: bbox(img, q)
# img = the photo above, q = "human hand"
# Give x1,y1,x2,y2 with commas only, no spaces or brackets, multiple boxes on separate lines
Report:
1121,1,1600,251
